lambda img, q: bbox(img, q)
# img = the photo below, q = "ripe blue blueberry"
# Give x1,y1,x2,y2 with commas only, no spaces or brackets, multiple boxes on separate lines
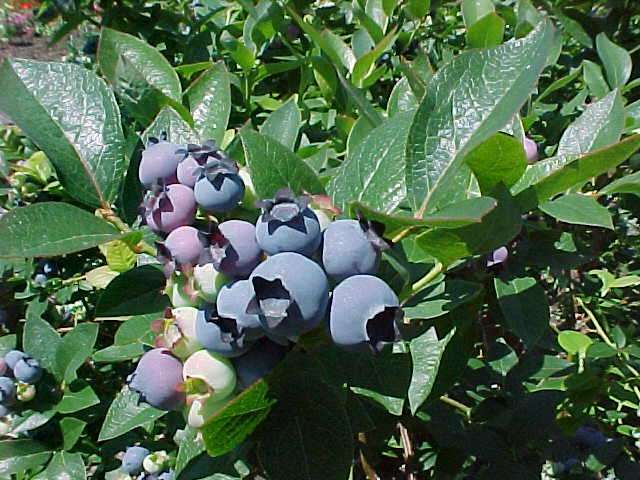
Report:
193,153,244,212
575,425,608,449
158,470,175,480
217,280,263,341
138,139,183,188
255,190,321,257
194,305,252,357
206,221,262,278
164,226,206,266
329,275,402,353
486,246,508,267
36,259,59,277
34,273,47,286
322,219,388,282
144,184,196,234
232,338,287,390
13,357,42,384
128,348,185,411
4,350,25,370
177,155,204,188
247,252,329,337
121,446,150,475
0,377,16,405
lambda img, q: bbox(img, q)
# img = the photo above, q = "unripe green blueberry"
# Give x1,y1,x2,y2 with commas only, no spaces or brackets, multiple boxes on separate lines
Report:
182,350,236,403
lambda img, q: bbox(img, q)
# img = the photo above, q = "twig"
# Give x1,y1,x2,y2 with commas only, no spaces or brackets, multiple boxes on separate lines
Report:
397,422,416,480
357,433,379,480
439,395,471,419
575,297,614,347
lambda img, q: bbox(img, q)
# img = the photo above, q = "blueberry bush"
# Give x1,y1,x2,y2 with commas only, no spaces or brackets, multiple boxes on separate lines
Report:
0,0,640,478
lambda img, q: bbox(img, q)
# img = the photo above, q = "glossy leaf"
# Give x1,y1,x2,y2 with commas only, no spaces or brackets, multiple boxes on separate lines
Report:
387,77,418,117
352,29,397,87
557,90,624,156
0,59,126,207
408,327,455,414
60,418,86,451
98,28,181,101
241,129,324,197
23,300,61,374
540,194,613,230
0,440,51,476
260,96,302,151
462,0,494,26
56,382,100,414
185,62,231,145
558,331,592,355
33,452,85,480
174,426,205,476
202,380,275,457
329,111,414,213
596,33,632,89
404,280,483,320
98,388,167,441
494,276,549,348
583,60,610,99
55,323,99,383
600,170,640,197
141,106,199,145
406,21,556,216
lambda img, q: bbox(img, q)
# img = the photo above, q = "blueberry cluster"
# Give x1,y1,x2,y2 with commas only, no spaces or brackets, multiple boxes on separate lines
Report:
118,445,174,479
129,138,404,426
0,349,44,431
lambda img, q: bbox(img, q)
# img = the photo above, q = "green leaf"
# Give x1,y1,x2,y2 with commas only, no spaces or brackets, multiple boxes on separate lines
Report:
462,0,494,26
10,410,56,435
114,313,158,345
406,0,430,18
23,300,61,374
387,77,418,117
258,354,353,480
352,29,397,88
320,30,356,71
329,111,414,213
96,266,169,317
101,240,136,273
142,106,200,145
557,90,624,156
553,7,592,48
185,62,231,146
241,129,324,198
466,12,505,49
406,21,556,216
0,203,122,259
494,276,549,348
583,60,610,100
98,388,167,441
56,381,100,414
416,186,521,265
596,33,632,89
55,323,99,383
60,418,86,450
351,196,497,236
516,135,640,211
98,28,181,101
33,452,85,480
540,194,613,230
0,440,51,476
600,170,640,197
0,59,126,207
404,280,483,320
0,335,16,357
260,96,302,151
558,330,592,355
465,132,527,193
202,380,275,457
174,426,205,476
93,343,146,363
408,327,455,414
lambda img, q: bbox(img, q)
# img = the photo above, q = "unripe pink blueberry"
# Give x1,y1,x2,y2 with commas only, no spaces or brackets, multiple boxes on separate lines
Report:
524,137,538,163
164,226,206,266
139,140,184,188
177,155,204,188
128,348,185,411
145,184,196,234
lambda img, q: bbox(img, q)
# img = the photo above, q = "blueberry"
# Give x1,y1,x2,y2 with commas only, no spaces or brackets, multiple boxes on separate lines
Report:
247,252,329,337
186,395,226,428
182,350,236,402
36,259,58,277
322,219,388,282
0,360,6,377
207,221,262,278
575,425,608,449
121,446,150,475
4,350,25,370
138,139,184,188
162,307,202,360
232,338,287,389
144,184,196,234
193,263,230,303
524,137,538,163
164,226,206,266
255,190,321,257
486,246,508,267
0,403,9,417
177,155,204,188
194,305,252,357
128,348,185,411
0,377,15,405
193,154,244,212
329,275,402,353
217,280,264,340
13,357,42,384
34,273,47,286
158,470,175,480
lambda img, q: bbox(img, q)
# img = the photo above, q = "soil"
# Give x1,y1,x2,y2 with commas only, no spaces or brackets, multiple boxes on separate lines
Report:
0,35,67,123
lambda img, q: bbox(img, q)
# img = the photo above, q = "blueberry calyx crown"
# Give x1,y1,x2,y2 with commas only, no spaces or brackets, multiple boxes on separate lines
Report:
257,189,311,234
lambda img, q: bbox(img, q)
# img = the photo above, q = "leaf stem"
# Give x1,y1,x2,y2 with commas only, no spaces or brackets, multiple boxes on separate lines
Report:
575,297,614,347
439,395,471,418
402,262,443,303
